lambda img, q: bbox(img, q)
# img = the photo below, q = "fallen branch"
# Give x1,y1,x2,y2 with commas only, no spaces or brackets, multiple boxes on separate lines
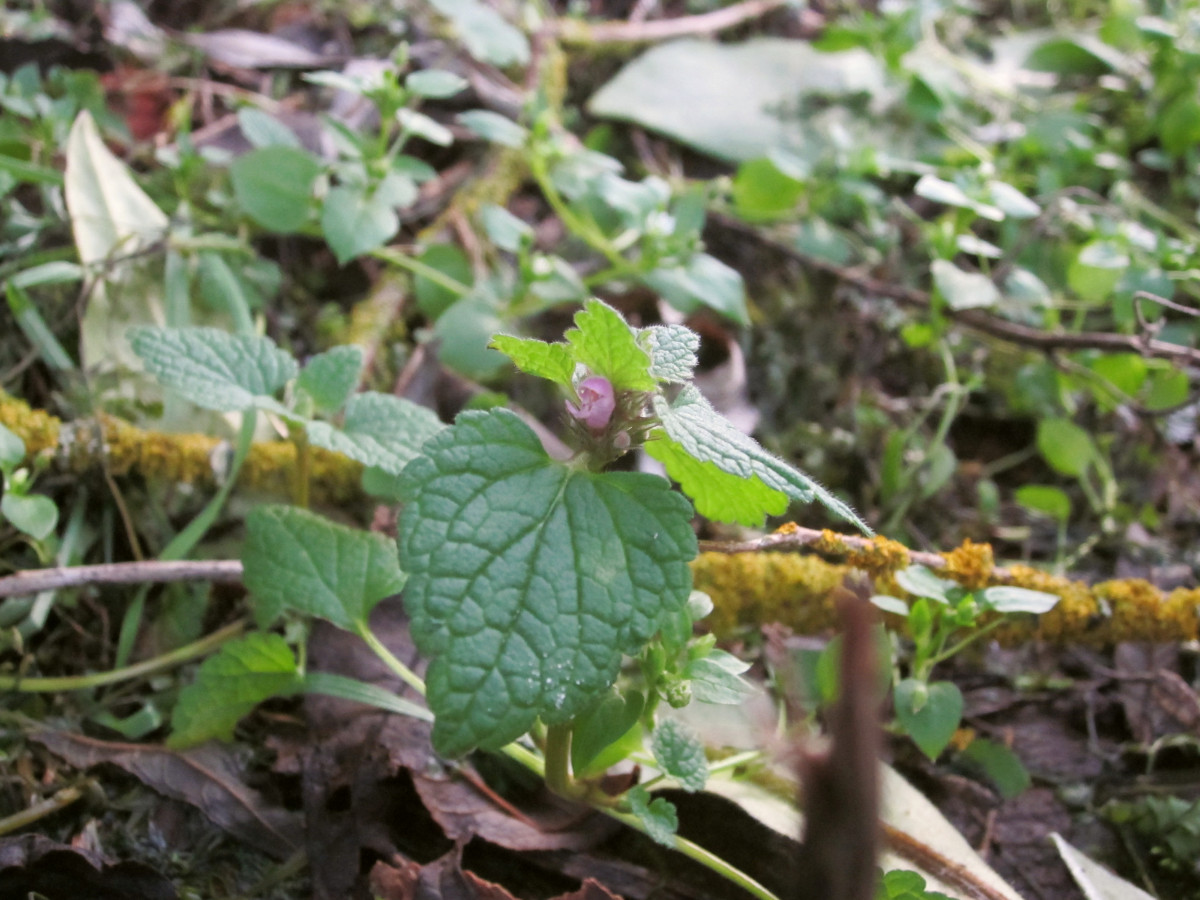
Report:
550,0,788,45
0,559,244,598
711,213,1200,368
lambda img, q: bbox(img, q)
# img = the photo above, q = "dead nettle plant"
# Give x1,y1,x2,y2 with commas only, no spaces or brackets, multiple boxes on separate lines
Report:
128,300,870,899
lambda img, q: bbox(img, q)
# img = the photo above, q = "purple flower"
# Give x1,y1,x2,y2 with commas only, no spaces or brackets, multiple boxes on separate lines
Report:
566,376,616,430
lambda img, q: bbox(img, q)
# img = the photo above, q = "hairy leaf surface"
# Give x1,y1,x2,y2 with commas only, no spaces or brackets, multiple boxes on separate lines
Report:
129,326,296,413
305,392,445,474
653,386,871,533
398,409,696,755
243,505,406,629
170,633,302,747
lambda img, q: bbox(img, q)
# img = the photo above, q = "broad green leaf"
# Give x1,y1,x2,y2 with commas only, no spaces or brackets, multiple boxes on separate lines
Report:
1088,353,1147,400
305,391,445,475
296,345,364,413
426,0,530,67
432,295,509,379
0,423,25,470
242,505,407,630
913,175,974,210
894,679,962,761
1144,367,1189,411
644,434,787,527
1068,241,1128,303
894,566,957,604
587,40,884,163
642,254,750,325
457,110,528,148
397,108,454,147
650,719,707,792
236,108,301,148
169,633,302,747
652,386,870,533
414,244,473,319
565,299,656,391
1,493,58,541
931,260,1000,310
626,786,678,846
732,157,804,221
640,325,699,383
321,185,399,264
128,326,297,413
1015,484,1071,522
1036,417,1097,477
980,586,1059,614
479,204,532,253
986,180,1040,219
685,651,754,705
959,738,1030,799
397,409,696,755
489,335,575,387
571,689,644,777
405,69,468,99
231,146,321,232
871,595,911,617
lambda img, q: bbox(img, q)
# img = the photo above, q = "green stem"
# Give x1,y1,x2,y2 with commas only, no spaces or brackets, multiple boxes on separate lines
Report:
355,623,427,697
371,246,473,298
529,153,630,272
601,806,782,900
544,722,582,798
927,617,1005,668
0,620,247,692
0,782,88,836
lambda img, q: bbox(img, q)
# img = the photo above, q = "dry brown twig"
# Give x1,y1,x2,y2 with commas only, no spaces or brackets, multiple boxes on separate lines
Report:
550,0,789,44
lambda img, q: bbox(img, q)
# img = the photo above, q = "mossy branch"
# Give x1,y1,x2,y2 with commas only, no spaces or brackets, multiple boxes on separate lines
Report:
696,527,1200,646
0,389,364,507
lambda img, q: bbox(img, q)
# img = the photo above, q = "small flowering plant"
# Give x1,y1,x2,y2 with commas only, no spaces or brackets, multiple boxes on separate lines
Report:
143,300,869,853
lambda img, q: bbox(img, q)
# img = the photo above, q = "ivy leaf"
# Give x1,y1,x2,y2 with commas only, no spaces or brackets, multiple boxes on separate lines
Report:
893,678,962,761
650,719,707,792
641,325,699,383
565,300,656,391
1,493,58,541
489,335,575,387
296,345,364,413
644,434,787,527
652,386,871,534
626,786,678,847
169,633,302,747
398,409,696,756
305,392,445,475
242,505,407,630
128,326,297,414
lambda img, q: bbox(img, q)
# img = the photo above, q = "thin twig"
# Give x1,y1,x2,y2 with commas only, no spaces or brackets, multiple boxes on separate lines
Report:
0,559,244,599
551,0,788,44
711,213,1200,368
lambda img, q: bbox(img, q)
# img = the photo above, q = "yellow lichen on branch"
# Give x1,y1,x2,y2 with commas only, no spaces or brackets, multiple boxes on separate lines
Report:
0,390,364,507
695,527,1200,646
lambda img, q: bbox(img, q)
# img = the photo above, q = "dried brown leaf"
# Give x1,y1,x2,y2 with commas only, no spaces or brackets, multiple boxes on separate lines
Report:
32,731,302,859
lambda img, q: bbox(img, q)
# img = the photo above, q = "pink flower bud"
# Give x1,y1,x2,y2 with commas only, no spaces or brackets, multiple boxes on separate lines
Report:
566,376,616,430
